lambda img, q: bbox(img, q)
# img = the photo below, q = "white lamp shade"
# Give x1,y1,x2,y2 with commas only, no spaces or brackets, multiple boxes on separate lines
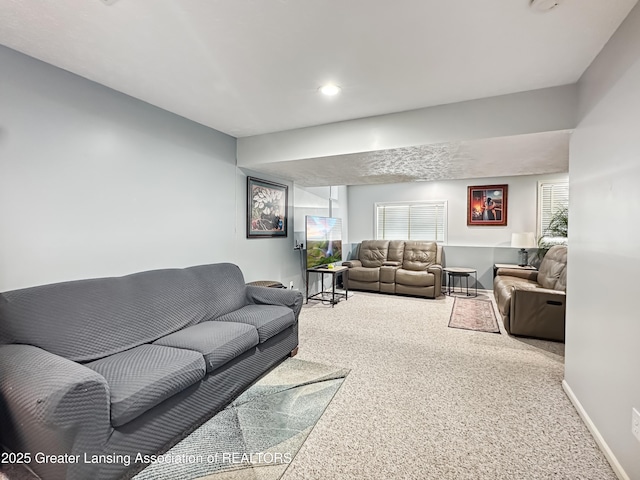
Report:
511,232,536,249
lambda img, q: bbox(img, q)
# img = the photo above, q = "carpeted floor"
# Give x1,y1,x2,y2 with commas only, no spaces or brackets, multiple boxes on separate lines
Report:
285,291,616,480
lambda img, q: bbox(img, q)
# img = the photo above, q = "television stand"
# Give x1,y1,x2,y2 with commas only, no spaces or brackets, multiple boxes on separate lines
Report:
306,266,349,308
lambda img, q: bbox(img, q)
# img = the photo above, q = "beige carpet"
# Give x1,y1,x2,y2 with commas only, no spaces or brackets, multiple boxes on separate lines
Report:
286,291,616,480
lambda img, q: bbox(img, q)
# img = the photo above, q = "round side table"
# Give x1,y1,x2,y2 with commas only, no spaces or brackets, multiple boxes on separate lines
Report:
443,267,478,297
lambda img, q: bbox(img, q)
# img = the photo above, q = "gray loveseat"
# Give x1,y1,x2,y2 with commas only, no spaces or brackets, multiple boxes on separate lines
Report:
0,263,302,480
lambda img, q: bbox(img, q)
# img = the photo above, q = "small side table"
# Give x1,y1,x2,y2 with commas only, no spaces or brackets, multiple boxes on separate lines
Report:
493,263,536,279
306,266,349,307
443,267,477,297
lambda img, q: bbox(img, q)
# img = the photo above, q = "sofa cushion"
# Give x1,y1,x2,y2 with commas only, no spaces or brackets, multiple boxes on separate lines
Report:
537,245,567,291
85,344,205,427
396,269,435,287
0,263,248,362
402,241,438,271
348,266,381,283
215,305,295,343
358,240,390,268
153,321,259,373
387,240,405,263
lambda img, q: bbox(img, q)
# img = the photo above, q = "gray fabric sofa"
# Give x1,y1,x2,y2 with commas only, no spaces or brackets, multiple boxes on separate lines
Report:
342,240,443,298
0,263,302,480
493,245,567,341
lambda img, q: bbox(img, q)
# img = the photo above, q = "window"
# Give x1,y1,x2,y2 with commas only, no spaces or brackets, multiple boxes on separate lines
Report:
537,182,569,237
375,201,447,243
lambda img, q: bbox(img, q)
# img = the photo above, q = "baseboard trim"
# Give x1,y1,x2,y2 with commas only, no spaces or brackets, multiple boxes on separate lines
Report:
562,379,629,480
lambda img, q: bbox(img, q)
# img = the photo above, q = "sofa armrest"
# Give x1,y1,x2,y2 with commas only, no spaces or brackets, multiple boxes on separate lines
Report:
342,260,362,268
427,264,443,297
246,285,303,319
383,261,402,267
509,287,566,341
496,268,538,281
0,344,111,480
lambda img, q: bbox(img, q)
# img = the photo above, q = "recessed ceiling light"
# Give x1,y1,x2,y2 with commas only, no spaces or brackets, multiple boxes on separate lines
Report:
319,84,341,96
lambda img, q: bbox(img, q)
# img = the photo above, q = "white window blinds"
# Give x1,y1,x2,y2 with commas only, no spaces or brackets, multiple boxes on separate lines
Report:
538,182,569,236
376,202,447,242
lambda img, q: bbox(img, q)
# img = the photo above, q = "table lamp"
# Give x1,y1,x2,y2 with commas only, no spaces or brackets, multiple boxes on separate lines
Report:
511,232,536,266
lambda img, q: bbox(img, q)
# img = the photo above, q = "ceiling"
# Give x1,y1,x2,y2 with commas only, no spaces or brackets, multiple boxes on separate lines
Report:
0,0,637,185
252,130,572,187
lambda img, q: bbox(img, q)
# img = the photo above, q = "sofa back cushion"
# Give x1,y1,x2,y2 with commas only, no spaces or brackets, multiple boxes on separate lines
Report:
387,241,406,263
0,263,247,362
537,245,567,291
358,240,390,268
402,241,438,271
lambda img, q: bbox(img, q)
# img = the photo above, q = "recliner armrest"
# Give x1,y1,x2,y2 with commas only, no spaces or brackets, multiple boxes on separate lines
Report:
427,264,443,296
245,285,303,319
342,260,362,268
496,268,538,281
0,344,111,480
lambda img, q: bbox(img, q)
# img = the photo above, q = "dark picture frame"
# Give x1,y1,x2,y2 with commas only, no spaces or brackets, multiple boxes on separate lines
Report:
247,176,288,238
467,184,508,226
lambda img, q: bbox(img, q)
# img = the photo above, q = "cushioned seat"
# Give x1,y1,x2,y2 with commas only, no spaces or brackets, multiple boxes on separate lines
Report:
85,344,205,427
215,305,295,343
153,321,259,373
348,267,381,283
395,269,436,287
343,240,442,298
493,245,567,341
0,262,303,480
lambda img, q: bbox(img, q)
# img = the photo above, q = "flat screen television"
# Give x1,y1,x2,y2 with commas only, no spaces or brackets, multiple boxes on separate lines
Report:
305,216,343,269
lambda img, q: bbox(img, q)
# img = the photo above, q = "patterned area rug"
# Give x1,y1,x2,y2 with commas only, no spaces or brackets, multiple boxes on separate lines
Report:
133,358,349,480
448,297,500,334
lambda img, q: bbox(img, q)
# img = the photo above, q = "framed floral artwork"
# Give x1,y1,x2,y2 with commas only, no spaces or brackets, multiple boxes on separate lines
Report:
247,177,288,238
467,184,508,226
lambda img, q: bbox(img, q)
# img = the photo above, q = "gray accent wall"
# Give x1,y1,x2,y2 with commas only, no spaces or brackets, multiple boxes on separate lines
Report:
0,46,295,292
564,3,640,479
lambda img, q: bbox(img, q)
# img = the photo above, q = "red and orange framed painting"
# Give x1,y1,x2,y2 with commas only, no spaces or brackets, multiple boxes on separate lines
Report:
467,184,508,226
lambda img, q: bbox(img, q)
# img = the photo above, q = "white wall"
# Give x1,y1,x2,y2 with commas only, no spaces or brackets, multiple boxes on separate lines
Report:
237,85,577,165
348,173,568,246
288,185,349,293
564,3,640,479
234,168,300,287
347,172,568,289
0,46,297,292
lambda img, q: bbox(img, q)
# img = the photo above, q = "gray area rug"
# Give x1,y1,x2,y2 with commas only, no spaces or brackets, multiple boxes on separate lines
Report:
448,297,500,333
133,358,348,480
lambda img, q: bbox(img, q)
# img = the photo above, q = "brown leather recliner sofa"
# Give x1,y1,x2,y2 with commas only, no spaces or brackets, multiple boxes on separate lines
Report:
493,245,567,342
342,240,443,298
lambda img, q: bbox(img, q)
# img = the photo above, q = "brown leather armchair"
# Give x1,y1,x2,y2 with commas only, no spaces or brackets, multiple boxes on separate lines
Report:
493,245,567,341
